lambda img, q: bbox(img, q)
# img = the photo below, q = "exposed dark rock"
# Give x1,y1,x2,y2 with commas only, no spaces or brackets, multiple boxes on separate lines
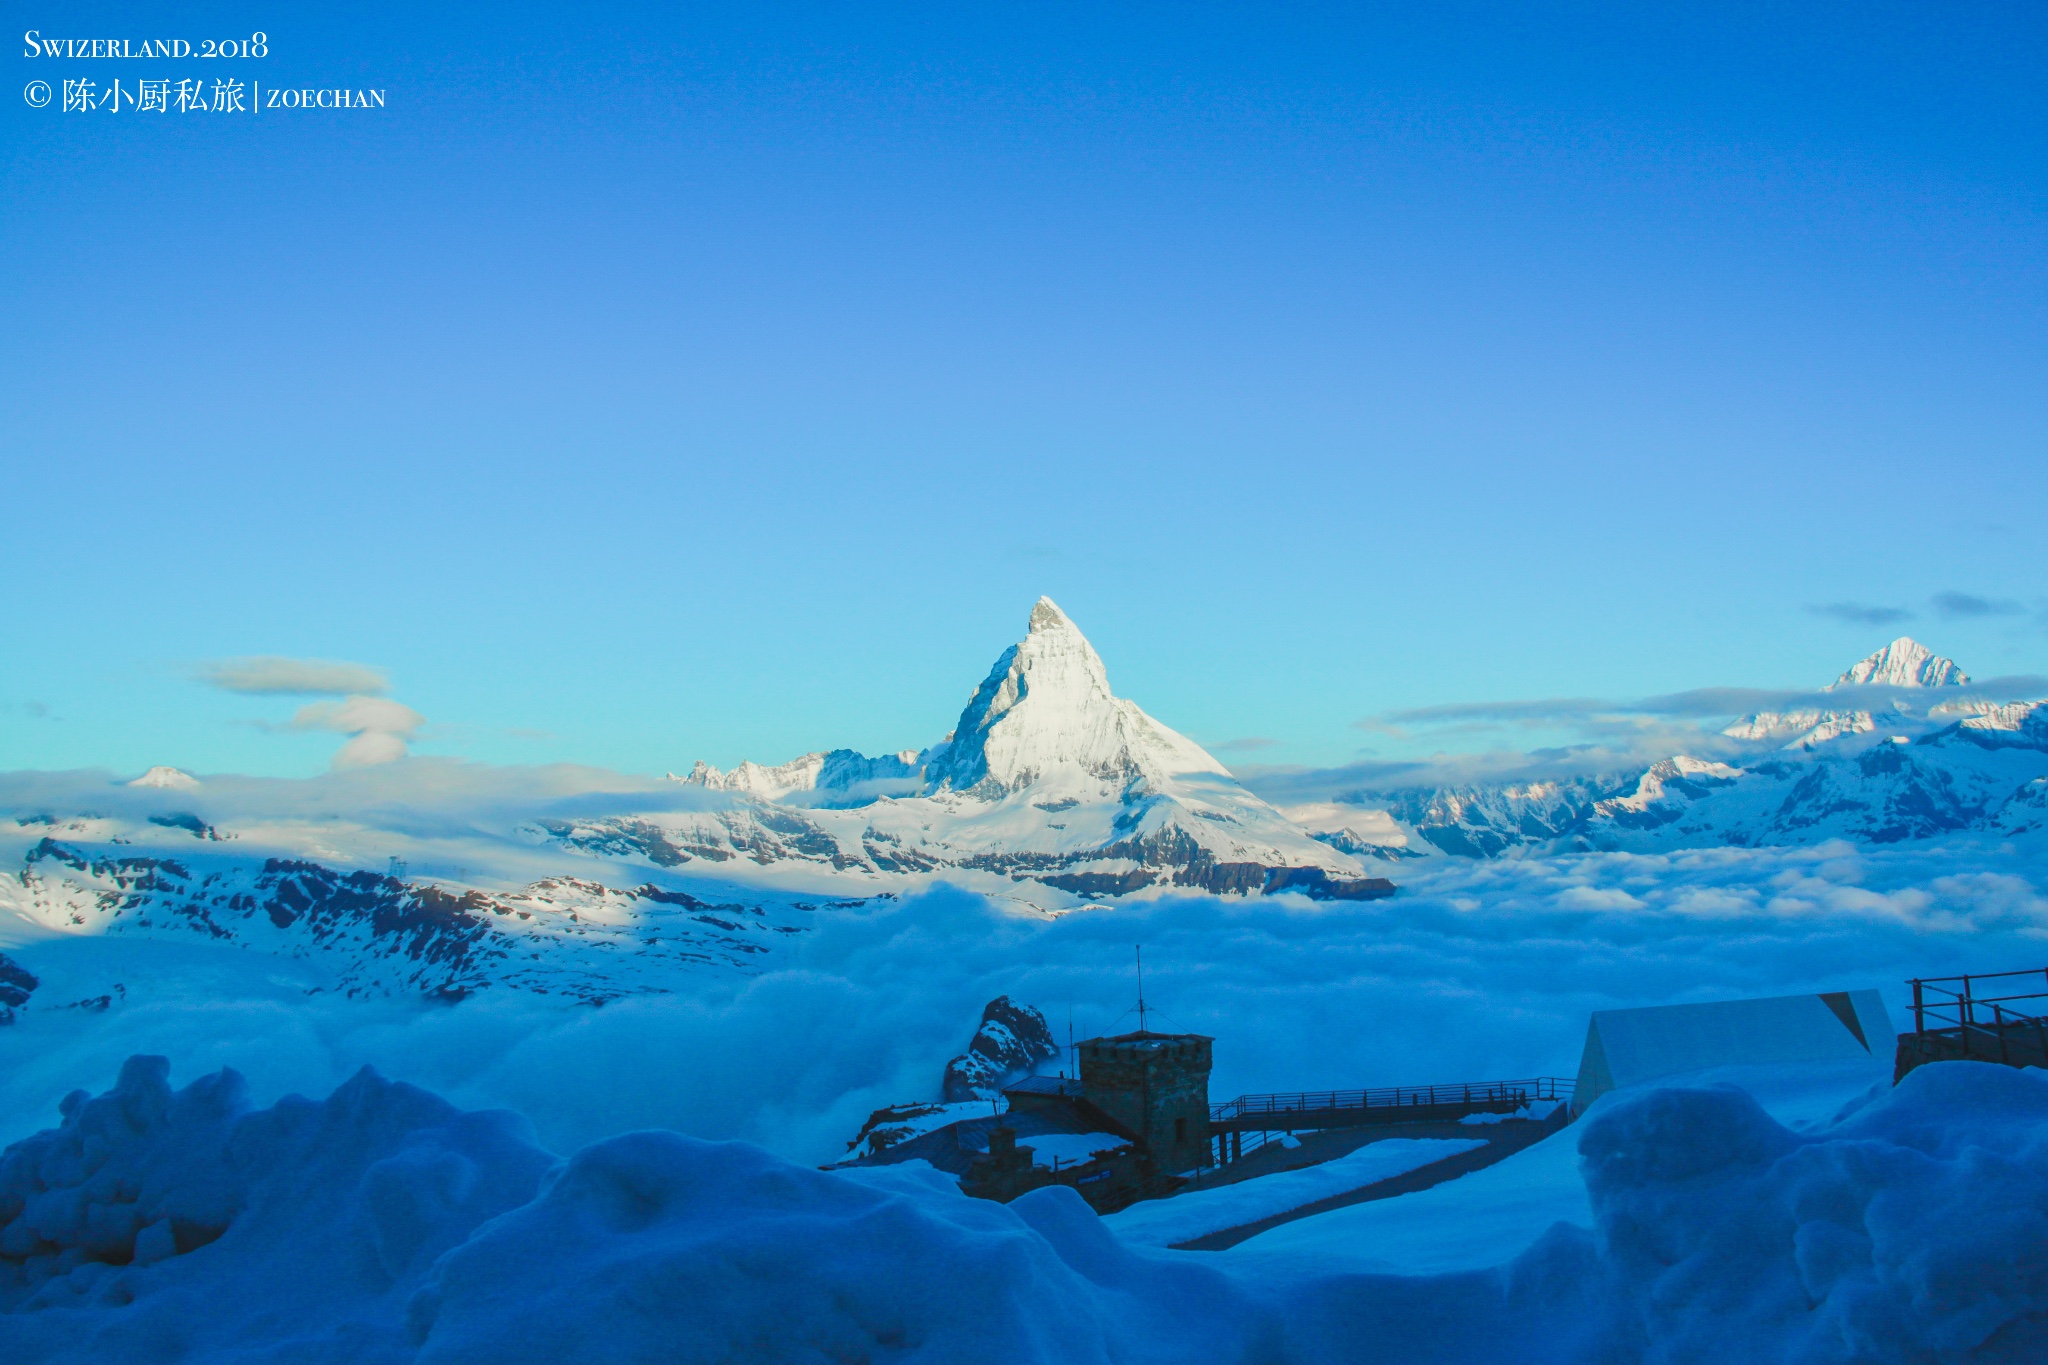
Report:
0,953,37,1025
1261,866,1398,901
148,813,220,840
843,1101,952,1159
942,996,1059,1103
1033,870,1155,896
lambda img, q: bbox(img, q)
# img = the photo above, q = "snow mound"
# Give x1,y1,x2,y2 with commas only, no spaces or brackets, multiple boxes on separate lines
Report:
1573,1064,2048,1362
0,1056,553,1358
6,1056,2048,1363
407,1135,1267,1365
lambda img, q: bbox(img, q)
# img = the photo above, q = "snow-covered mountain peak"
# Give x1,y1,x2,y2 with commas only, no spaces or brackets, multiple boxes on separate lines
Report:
1724,638,1972,748
1028,595,1074,634
926,598,1221,796
1826,637,1968,691
672,754,830,800
128,766,199,790
574,597,1379,899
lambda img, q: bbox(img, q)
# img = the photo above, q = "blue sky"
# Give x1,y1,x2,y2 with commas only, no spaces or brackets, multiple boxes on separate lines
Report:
4,2,2046,779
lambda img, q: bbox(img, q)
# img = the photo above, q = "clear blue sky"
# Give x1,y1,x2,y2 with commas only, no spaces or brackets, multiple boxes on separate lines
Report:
5,2,2046,779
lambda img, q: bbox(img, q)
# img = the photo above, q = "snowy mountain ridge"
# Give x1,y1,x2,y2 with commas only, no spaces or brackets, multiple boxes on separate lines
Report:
1720,637,1970,749
1827,636,1969,690
552,598,1384,901
1298,639,2048,860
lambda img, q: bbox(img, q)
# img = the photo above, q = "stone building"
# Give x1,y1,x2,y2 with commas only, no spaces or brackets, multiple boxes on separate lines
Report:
1074,1030,1214,1177
842,1027,1215,1212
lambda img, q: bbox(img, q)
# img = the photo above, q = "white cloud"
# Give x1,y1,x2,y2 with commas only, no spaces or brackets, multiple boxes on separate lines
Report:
287,695,426,769
202,657,390,696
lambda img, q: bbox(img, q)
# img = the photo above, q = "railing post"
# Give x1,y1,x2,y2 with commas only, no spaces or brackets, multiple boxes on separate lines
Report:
1997,1004,2011,1066
1912,978,1924,1036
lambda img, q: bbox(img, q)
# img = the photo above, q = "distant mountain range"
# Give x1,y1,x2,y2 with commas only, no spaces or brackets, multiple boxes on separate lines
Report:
1294,638,2048,859
4,622,2042,1010
0,600,1385,1007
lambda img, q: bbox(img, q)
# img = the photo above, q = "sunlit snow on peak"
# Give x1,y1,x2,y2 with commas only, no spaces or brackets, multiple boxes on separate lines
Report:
1825,637,1969,691
127,766,200,790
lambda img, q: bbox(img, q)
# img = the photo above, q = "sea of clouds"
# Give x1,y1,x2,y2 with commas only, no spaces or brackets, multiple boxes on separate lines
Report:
4,835,2043,1167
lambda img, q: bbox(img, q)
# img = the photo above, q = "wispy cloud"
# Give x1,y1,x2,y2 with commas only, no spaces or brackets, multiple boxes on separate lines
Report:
1931,591,2024,619
1209,736,1278,754
1360,698,1613,732
1803,592,2034,627
202,657,390,696
1807,602,1914,626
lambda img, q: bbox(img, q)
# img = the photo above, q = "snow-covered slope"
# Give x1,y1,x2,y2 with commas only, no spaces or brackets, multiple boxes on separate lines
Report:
0,833,837,1004
1297,640,2048,860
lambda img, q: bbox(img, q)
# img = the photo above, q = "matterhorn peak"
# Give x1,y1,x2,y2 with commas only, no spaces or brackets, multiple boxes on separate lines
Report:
925,597,1222,796
1028,596,1073,633
1827,637,1968,691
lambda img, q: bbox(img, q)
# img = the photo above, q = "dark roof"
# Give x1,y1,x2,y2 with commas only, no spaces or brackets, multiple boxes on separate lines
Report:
1084,1030,1212,1051
1002,1076,1083,1099
851,1098,1129,1178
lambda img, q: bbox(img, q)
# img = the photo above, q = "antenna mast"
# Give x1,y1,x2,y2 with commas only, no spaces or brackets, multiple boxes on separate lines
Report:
1136,944,1147,1035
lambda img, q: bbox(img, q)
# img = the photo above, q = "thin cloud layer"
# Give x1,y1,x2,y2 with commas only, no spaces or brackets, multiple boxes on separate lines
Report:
203,657,390,696
1807,602,1913,626
1932,592,2025,619
1804,590,2039,628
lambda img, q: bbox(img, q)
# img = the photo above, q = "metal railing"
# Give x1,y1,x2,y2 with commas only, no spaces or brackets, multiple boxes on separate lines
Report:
1904,967,2048,1071
1211,1077,1570,1127
1909,967,2048,1035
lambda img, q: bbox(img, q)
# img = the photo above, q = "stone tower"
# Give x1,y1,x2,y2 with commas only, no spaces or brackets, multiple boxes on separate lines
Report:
1077,1031,1213,1176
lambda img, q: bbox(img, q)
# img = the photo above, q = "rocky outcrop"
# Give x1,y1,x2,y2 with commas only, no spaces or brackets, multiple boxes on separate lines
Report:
0,954,37,1026
942,996,1059,1102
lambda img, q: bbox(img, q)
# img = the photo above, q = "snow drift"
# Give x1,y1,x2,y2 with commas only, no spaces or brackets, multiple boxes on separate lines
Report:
5,1054,2048,1363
